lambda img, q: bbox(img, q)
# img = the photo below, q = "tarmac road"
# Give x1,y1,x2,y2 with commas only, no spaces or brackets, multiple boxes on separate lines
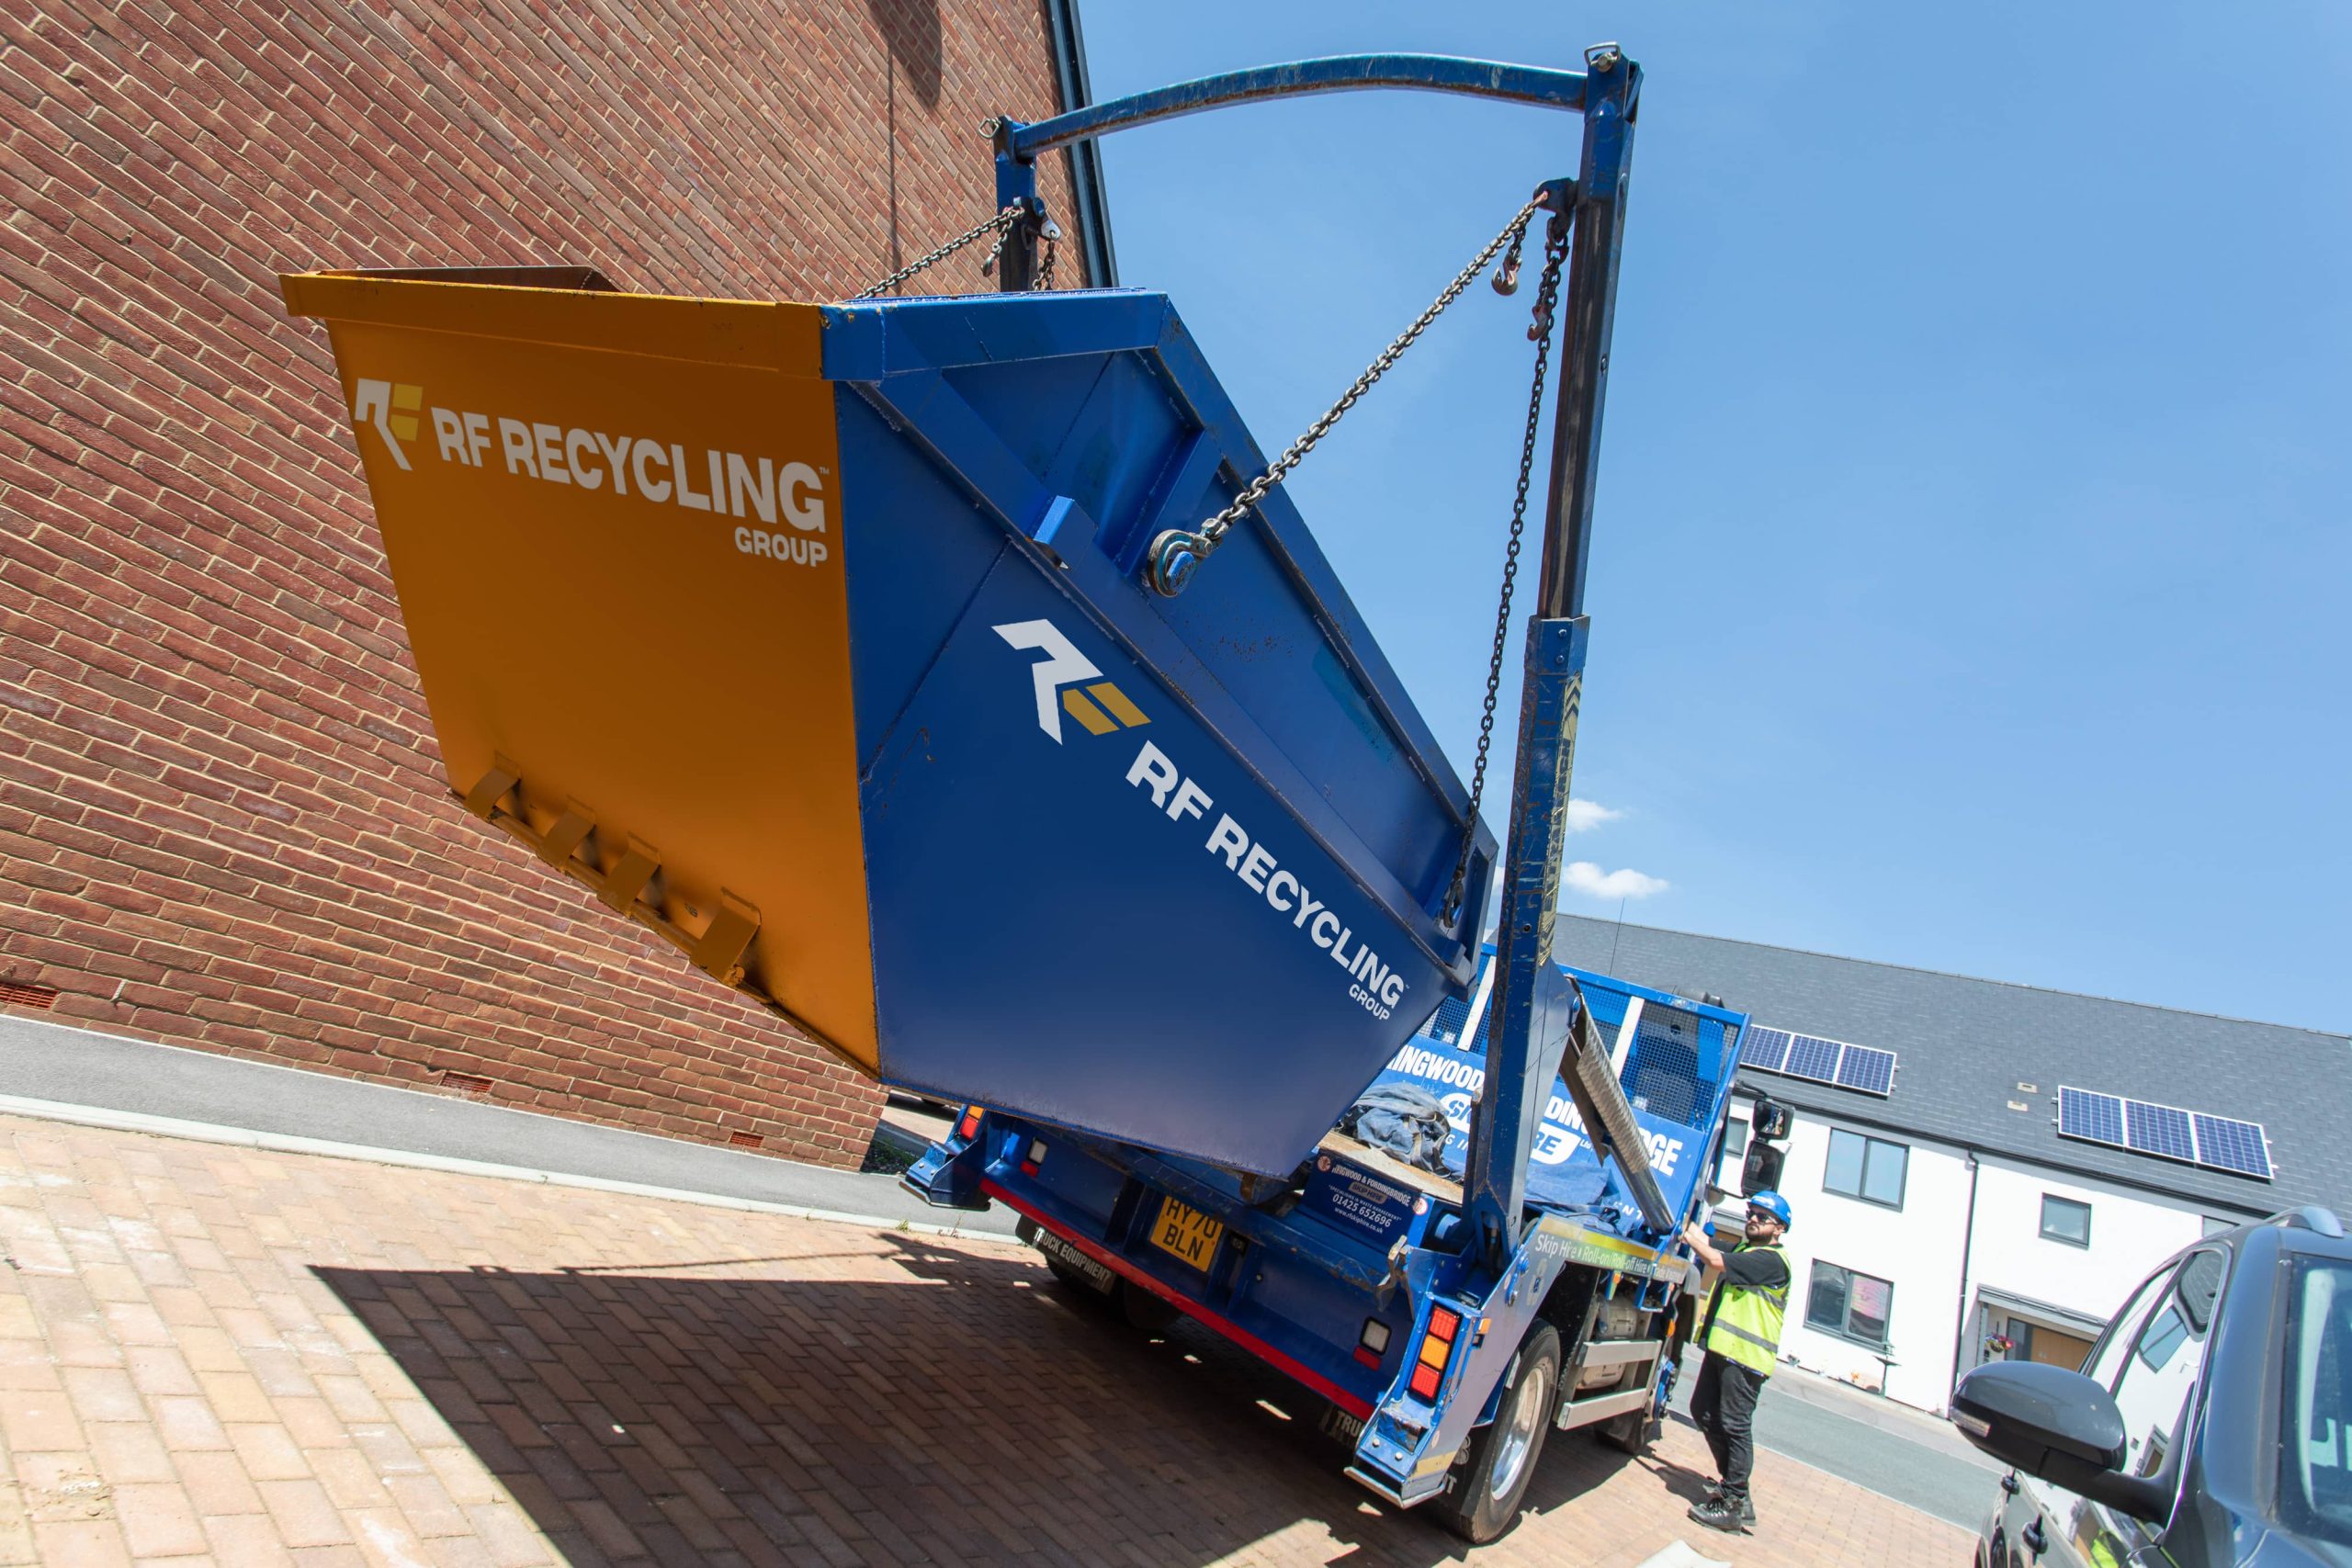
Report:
1671,1355,2004,1529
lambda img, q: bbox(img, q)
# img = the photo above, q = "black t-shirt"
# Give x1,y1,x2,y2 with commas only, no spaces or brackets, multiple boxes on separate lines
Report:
1720,1246,1791,1292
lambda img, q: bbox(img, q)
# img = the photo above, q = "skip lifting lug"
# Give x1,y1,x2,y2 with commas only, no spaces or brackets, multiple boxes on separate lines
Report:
1526,180,1577,340
1494,178,1577,299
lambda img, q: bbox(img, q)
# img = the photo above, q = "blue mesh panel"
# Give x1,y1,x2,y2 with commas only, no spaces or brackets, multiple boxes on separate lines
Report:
1425,995,1471,1044
1623,1010,1719,1131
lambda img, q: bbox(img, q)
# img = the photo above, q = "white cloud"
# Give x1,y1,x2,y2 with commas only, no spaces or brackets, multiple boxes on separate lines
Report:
1561,861,1669,900
1565,799,1623,833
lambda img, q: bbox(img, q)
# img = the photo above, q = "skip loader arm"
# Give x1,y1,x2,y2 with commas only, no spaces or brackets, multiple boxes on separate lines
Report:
917,41,1682,1519
998,46,1669,1242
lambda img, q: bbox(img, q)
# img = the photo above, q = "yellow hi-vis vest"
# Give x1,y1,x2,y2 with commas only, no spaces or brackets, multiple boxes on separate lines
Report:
1705,1242,1789,1377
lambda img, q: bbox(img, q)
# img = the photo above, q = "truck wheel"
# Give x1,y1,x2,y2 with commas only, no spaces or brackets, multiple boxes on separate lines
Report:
1119,1280,1181,1334
1044,1255,1117,1308
1440,1322,1561,1544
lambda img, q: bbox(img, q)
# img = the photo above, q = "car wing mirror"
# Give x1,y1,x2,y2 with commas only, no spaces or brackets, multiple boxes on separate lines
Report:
1950,1362,2169,1524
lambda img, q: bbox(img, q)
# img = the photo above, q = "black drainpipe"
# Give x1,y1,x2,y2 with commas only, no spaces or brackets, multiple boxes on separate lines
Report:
1040,0,1119,288
1946,1149,1982,1412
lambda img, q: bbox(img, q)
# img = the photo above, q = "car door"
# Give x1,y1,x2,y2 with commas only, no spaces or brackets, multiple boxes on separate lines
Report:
1994,1263,2173,1565
2004,1247,2227,1568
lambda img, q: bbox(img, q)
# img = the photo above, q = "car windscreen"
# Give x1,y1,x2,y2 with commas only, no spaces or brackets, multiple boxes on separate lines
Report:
2282,1258,2352,1546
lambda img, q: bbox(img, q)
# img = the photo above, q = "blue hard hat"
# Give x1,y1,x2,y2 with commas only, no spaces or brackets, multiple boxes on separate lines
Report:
1747,1190,1792,1228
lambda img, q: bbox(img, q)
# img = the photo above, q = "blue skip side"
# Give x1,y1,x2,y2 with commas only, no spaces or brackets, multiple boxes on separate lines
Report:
820,290,1496,1176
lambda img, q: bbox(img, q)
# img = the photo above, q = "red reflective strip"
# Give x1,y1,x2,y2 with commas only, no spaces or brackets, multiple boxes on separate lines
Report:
1353,1346,1383,1370
982,1179,1375,1420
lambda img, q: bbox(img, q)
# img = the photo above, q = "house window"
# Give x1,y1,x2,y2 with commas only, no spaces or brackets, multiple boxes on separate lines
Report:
1720,1117,1750,1180
1822,1129,1908,1209
2041,1195,2092,1247
1806,1260,1894,1348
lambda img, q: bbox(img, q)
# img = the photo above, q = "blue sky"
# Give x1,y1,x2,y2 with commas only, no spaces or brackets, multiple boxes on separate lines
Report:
1074,3,2351,1031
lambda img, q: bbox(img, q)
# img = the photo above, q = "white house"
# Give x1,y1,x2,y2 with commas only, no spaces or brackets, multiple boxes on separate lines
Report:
1551,917,2349,1415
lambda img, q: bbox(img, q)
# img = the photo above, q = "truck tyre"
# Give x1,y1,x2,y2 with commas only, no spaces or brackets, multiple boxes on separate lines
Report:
1044,1255,1117,1308
1119,1280,1181,1335
1440,1322,1561,1544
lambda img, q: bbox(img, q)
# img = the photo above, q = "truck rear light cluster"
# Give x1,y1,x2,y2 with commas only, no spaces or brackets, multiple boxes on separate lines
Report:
1019,1138,1047,1176
956,1106,983,1141
1408,1305,1461,1399
1354,1317,1391,1369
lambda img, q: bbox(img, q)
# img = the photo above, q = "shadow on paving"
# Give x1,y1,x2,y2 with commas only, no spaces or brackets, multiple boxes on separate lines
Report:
315,1235,1669,1566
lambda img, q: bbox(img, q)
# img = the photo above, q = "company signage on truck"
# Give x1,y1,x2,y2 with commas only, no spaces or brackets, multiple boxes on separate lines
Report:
1372,1038,1691,1191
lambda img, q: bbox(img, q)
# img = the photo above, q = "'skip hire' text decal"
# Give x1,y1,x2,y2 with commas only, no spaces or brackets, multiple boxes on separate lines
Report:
352,378,831,569
994,618,1409,1021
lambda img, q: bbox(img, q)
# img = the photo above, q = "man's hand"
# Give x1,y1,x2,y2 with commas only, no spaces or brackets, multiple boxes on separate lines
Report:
1682,1221,1724,1270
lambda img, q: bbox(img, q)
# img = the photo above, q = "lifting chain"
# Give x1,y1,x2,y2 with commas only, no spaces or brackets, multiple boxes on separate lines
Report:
1442,201,1574,925
1143,193,1549,598
844,199,1061,301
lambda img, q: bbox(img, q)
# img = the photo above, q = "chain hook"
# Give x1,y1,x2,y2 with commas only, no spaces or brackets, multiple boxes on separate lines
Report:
1492,224,1526,297
848,200,1029,299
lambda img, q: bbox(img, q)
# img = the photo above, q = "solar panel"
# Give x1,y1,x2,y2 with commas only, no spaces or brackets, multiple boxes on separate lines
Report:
2057,1087,2126,1147
1741,1026,1792,1074
2192,1113,2274,1179
1834,1045,1896,1097
2060,1089,2273,1182
2125,1100,2197,1164
1785,1033,1842,1082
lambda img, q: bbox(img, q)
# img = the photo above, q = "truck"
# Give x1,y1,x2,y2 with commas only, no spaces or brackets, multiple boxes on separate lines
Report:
907,947,1771,1540
284,38,1779,1547
879,47,1784,1542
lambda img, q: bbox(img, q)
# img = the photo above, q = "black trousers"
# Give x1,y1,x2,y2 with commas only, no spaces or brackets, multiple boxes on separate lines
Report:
1690,1350,1767,1498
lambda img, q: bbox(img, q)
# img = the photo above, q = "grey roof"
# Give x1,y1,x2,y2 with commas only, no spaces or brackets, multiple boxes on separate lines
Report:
1551,916,2352,1220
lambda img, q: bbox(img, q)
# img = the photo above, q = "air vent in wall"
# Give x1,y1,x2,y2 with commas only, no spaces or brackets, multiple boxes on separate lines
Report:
0,981,58,1010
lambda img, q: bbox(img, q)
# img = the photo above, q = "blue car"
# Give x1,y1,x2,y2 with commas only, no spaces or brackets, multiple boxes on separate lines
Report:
1951,1207,2352,1567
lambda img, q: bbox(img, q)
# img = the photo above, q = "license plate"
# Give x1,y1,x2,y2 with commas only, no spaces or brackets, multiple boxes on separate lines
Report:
1148,1194,1225,1272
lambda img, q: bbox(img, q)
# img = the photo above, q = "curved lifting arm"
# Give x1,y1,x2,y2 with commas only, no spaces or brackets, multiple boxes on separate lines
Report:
1003,53,1596,164
989,43,1660,1272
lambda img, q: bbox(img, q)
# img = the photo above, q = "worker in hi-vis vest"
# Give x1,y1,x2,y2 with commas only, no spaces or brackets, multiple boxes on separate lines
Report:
1679,1190,1793,1534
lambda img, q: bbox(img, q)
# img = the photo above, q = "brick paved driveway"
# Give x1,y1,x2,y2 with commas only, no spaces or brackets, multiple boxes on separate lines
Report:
0,1112,1971,1565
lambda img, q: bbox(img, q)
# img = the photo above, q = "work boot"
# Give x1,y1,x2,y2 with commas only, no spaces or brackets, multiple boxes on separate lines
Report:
1701,1481,1758,1522
1688,1492,1755,1533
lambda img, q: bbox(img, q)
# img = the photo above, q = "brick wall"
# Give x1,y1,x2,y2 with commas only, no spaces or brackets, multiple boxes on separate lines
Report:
0,0,1081,1167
